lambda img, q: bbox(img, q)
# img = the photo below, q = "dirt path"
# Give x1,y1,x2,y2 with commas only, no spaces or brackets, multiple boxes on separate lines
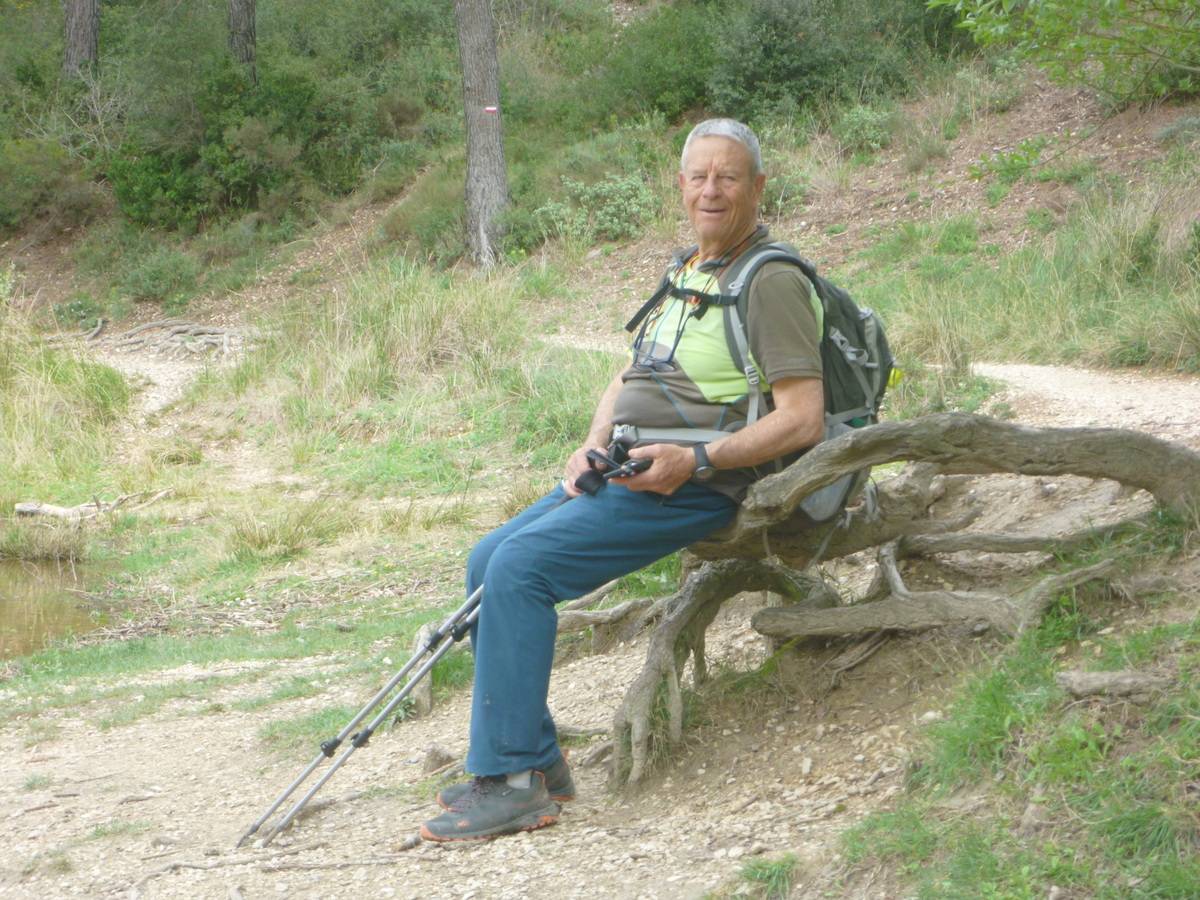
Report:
3,360,1198,899
976,362,1200,449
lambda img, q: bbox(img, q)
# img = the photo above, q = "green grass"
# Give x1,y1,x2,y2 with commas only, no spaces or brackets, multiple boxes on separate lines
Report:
737,854,800,899
88,820,152,840
0,303,131,504
843,581,1200,899
224,498,358,564
848,156,1200,371
231,675,326,712
258,703,362,752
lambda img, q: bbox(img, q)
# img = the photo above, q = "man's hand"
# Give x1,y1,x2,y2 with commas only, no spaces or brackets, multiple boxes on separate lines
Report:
619,443,695,495
562,444,608,498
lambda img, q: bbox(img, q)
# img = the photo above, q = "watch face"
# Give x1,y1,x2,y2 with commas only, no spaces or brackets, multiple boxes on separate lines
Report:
694,465,716,482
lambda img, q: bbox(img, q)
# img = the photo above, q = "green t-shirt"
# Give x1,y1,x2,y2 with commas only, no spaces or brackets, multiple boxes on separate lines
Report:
612,232,823,500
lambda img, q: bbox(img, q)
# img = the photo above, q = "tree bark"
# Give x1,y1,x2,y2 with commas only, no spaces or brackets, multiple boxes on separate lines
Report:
453,0,508,268
715,414,1200,554
228,0,257,85
62,0,99,78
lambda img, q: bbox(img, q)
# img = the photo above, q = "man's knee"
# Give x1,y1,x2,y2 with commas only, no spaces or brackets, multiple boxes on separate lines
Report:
481,535,554,606
466,537,495,592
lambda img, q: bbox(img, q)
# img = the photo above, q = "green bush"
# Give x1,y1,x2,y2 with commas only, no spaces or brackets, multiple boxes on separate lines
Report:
106,146,212,231
535,174,655,243
118,246,201,305
0,139,104,232
833,105,896,153
931,0,1200,104
589,2,714,122
707,0,944,122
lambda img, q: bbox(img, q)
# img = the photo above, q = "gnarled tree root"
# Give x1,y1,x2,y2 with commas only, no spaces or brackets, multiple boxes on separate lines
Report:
699,414,1200,562
610,558,835,788
753,541,1116,641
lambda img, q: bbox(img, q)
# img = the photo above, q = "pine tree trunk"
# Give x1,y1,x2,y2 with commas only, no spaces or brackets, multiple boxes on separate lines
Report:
453,0,509,268
227,0,257,84
61,0,99,78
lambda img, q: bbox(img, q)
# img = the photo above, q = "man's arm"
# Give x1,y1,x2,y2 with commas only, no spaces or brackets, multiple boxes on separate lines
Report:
561,373,624,497
620,376,823,494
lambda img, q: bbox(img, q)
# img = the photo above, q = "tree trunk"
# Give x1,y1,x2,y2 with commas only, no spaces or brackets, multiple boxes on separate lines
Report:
227,0,257,85
62,0,99,78
453,0,508,268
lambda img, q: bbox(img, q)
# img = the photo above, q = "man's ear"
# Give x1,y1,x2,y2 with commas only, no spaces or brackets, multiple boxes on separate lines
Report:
753,172,766,203
678,171,687,192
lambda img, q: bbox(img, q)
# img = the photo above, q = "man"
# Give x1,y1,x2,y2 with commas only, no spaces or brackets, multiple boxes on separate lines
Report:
420,118,824,842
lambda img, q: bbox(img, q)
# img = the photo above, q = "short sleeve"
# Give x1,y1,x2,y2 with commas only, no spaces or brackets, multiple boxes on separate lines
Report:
746,262,822,385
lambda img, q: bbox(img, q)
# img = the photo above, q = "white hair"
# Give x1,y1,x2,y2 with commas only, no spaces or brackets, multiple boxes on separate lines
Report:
680,119,763,176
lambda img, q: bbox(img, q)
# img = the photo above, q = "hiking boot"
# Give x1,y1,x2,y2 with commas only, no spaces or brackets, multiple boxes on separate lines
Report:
420,773,560,842
436,755,575,810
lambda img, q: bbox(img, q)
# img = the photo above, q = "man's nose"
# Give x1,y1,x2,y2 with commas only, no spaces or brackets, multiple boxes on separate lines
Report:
700,172,721,195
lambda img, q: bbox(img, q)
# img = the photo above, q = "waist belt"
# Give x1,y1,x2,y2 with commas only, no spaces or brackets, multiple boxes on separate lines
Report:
612,424,731,447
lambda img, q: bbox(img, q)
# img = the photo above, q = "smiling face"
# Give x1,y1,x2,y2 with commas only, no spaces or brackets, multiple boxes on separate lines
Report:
679,135,766,260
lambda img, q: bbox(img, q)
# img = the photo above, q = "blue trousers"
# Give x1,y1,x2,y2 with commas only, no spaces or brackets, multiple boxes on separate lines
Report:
464,481,737,776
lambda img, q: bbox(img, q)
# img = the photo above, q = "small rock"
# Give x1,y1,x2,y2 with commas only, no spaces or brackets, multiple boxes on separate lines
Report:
800,757,813,776
919,710,943,724
423,744,457,774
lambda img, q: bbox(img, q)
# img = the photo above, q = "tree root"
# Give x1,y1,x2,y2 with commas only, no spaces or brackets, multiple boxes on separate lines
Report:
610,558,834,788
709,414,1200,559
608,416,1199,791
753,541,1115,641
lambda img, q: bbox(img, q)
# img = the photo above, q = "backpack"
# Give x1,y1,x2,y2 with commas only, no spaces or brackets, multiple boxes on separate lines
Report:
625,241,894,523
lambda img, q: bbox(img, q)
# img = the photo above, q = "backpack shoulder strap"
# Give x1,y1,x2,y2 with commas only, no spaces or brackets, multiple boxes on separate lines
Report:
624,245,698,334
718,243,815,427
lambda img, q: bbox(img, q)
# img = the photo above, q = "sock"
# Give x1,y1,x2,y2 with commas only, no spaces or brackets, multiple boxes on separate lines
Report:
505,769,532,790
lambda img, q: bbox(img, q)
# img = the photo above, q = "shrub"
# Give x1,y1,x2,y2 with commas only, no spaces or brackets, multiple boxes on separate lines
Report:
0,139,104,232
707,0,939,122
118,246,201,305
590,2,714,122
833,105,896,154
535,174,655,243
931,0,1200,103
106,146,212,231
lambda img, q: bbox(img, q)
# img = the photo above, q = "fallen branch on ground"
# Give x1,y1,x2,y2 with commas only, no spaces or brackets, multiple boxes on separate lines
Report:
1056,669,1170,699
14,490,171,520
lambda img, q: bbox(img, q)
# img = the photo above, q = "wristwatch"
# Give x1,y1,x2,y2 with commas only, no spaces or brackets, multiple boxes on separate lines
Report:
692,443,717,482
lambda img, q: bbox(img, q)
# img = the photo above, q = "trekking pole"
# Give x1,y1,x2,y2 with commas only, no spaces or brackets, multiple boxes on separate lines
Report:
236,587,483,848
